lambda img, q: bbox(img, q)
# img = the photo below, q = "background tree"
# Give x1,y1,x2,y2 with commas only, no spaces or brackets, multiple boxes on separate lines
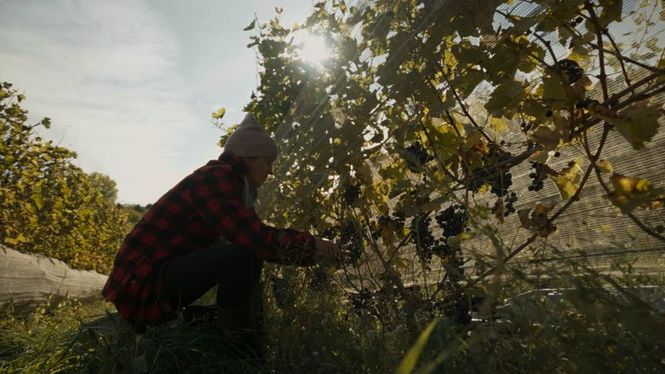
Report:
0,82,133,274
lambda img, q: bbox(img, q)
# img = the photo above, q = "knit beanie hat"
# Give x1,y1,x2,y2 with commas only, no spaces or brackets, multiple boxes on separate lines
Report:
223,113,278,159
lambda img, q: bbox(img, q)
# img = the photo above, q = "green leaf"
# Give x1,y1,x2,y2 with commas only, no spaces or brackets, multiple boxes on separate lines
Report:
600,0,623,25
542,74,567,103
611,102,662,150
396,318,440,374
452,42,486,65
488,45,519,83
452,69,485,97
243,19,256,31
531,125,562,149
485,80,523,116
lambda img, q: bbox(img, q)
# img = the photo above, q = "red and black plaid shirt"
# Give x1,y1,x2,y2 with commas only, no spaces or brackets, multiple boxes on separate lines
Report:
102,155,315,330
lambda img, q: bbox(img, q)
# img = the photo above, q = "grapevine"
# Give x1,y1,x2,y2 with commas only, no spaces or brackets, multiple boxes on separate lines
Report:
467,145,514,197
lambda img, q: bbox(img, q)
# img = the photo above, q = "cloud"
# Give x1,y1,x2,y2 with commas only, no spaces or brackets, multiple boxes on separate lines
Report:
0,0,218,204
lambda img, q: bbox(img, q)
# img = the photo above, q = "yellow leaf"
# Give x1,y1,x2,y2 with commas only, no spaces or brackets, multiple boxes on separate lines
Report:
635,178,651,193
458,232,473,241
607,174,665,214
597,159,613,173
6,233,28,246
599,223,612,233
212,107,226,119
549,161,583,200
611,174,636,193
489,116,508,133
477,183,490,194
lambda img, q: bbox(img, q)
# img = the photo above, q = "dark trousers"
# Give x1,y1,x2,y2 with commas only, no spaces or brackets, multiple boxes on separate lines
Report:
162,242,264,314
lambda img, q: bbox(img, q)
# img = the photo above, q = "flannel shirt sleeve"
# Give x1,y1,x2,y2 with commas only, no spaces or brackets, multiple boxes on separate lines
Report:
185,167,317,265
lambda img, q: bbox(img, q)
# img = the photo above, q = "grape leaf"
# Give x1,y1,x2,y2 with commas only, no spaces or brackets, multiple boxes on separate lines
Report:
243,20,256,31
600,0,623,25
610,102,662,150
489,116,508,133
452,69,485,97
597,159,613,173
549,161,582,200
212,107,226,119
607,174,665,213
518,203,557,237
531,125,563,149
542,73,568,103
453,42,487,65
485,80,524,116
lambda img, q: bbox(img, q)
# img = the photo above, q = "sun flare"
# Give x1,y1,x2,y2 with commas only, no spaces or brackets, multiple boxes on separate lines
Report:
295,32,330,67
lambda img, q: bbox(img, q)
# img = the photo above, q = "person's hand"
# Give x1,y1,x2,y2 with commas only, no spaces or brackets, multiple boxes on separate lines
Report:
313,237,344,265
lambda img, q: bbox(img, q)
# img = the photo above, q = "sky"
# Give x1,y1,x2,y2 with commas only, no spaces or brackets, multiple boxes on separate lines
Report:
0,0,317,204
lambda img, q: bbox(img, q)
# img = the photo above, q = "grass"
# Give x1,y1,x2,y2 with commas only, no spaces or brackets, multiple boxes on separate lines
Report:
1,270,664,373
0,296,109,373
1,297,266,373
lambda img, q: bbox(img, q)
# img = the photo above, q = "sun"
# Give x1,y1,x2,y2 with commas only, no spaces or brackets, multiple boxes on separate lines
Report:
295,31,330,67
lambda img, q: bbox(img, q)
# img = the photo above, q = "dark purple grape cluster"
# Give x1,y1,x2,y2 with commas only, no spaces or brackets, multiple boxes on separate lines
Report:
391,211,406,232
468,146,514,197
411,214,435,263
504,191,518,216
404,142,434,172
441,283,471,326
569,16,584,27
558,59,584,85
528,162,546,191
343,183,361,204
435,205,467,237
349,288,375,313
432,205,468,257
